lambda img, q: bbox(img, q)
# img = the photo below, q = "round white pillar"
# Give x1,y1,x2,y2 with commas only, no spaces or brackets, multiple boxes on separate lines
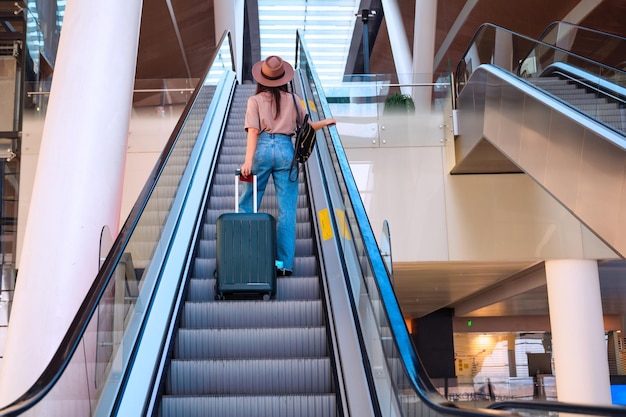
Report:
214,0,244,82
493,30,513,71
411,0,437,110
0,0,143,406
381,0,413,95
545,259,612,405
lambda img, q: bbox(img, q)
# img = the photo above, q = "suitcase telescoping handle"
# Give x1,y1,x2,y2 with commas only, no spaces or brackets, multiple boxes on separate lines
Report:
235,169,257,213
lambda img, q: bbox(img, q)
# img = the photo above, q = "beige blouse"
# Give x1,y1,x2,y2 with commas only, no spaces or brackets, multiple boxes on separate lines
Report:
244,91,306,135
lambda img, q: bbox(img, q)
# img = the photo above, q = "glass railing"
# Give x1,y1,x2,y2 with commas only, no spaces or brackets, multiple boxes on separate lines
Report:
533,21,626,74
297,30,626,417
456,23,626,137
323,73,454,149
26,77,198,121
24,76,202,225
0,31,234,417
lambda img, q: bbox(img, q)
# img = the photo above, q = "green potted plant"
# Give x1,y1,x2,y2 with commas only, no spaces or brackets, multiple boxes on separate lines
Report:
383,92,415,114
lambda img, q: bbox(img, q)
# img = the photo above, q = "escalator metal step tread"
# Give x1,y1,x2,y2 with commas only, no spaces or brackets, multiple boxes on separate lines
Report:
551,94,608,103
574,102,619,110
527,76,626,133
174,327,328,359
191,255,317,284
166,358,333,395
209,180,307,195
181,300,324,329
201,206,311,224
186,276,320,301
196,222,314,250
159,394,336,417
206,194,310,211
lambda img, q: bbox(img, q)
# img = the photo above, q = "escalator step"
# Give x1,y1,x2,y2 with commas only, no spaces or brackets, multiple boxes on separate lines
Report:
186,276,320,301
159,394,337,417
190,247,316,280
174,327,327,359
180,299,324,328
206,194,310,211
194,227,313,258
166,358,333,395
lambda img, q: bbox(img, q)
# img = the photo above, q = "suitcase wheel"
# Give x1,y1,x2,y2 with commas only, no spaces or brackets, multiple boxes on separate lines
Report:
214,282,224,300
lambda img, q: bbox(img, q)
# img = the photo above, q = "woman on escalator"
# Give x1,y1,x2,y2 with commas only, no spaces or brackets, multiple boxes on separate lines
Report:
239,55,336,277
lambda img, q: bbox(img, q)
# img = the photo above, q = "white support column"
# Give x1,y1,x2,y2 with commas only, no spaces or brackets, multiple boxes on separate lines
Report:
381,0,412,95
0,0,142,406
493,30,513,71
545,259,612,405
214,0,244,83
553,0,602,62
411,0,437,110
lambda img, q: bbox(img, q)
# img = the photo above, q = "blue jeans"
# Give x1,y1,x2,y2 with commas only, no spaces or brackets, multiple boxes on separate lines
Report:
239,132,298,271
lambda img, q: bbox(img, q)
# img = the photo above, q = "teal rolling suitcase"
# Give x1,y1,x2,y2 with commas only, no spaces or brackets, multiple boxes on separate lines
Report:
215,172,277,300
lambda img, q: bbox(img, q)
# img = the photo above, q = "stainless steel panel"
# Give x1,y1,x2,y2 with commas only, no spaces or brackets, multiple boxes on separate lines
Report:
455,64,626,256
615,174,626,254
483,72,503,142
543,110,585,209
497,81,525,161
453,70,522,174
456,75,485,159
519,95,551,183
576,131,626,244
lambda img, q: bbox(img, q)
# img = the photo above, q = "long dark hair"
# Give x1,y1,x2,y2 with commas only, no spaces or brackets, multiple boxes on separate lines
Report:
256,83,289,119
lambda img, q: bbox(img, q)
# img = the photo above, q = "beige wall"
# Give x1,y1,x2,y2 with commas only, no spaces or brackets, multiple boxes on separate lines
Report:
344,121,617,264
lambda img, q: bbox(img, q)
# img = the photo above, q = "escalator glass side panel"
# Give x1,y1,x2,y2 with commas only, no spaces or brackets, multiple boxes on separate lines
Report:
456,23,626,136
534,21,626,74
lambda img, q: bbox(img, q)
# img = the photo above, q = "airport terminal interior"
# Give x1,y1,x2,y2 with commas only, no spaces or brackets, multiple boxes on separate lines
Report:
1,0,626,415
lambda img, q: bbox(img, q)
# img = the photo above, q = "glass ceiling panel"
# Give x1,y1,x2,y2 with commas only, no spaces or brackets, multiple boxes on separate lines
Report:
258,0,360,85
25,0,67,73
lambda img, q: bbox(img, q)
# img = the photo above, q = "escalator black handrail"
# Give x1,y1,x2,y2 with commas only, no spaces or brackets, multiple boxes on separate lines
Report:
539,21,626,43
488,399,626,416
517,21,626,93
538,21,626,45
454,23,626,98
532,20,626,69
0,30,235,417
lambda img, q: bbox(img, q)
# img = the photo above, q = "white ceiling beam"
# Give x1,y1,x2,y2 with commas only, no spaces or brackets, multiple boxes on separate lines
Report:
561,0,603,23
453,263,546,316
433,0,478,72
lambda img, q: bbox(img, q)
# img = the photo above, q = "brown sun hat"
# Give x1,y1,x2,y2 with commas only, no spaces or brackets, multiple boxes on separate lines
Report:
251,55,294,87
